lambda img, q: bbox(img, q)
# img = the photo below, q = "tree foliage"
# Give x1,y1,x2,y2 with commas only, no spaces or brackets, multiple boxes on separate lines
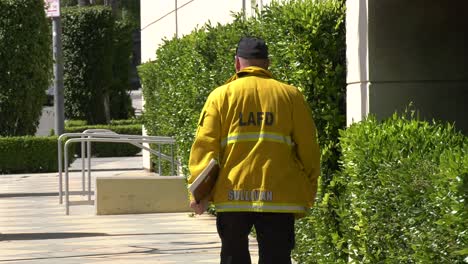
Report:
0,0,52,136
62,6,133,124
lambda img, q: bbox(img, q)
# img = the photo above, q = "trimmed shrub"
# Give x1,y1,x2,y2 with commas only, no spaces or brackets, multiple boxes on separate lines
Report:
65,120,88,127
333,113,467,263
139,1,346,261
65,124,142,157
0,136,74,174
139,0,346,179
109,19,134,119
138,23,241,171
0,0,52,136
61,6,135,124
64,123,141,135
109,118,142,126
65,118,142,127
62,6,114,124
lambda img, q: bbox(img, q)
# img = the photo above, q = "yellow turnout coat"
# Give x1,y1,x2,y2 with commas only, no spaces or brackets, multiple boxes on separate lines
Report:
189,66,320,216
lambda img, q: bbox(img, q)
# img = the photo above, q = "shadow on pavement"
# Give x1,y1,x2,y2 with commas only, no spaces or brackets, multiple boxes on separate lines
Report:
0,231,218,241
0,232,109,241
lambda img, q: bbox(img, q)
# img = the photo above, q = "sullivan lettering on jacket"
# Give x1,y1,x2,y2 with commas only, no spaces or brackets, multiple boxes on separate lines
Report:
228,190,273,201
239,112,274,126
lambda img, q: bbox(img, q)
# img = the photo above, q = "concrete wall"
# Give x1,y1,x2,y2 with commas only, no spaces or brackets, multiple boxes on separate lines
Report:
141,0,271,63
36,106,54,136
347,0,468,133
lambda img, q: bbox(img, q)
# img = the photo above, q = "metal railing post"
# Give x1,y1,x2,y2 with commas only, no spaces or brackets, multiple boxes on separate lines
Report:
87,136,92,201
158,144,162,176
59,134,180,214
58,137,63,204
171,144,175,176
64,140,70,215
81,136,85,194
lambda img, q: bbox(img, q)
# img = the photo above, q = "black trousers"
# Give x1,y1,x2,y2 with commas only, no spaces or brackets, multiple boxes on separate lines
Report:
216,212,295,264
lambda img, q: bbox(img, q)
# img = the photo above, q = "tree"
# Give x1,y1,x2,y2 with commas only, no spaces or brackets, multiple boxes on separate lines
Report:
0,0,52,136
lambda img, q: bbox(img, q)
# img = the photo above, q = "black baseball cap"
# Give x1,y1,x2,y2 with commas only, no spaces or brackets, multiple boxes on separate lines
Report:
236,37,269,59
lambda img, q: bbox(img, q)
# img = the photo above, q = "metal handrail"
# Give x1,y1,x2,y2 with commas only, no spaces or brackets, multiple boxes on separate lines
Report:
62,136,179,215
57,131,177,204
81,130,117,204
57,131,178,206
80,129,180,202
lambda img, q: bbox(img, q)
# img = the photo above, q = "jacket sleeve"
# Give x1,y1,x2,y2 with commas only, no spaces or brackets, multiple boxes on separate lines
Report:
291,91,320,201
188,91,221,186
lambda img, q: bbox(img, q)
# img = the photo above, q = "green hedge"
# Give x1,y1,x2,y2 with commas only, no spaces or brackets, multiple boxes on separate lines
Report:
61,6,135,124
0,0,52,136
295,113,467,263
139,0,346,178
339,114,466,263
62,6,114,124
139,1,346,260
0,123,142,174
108,118,142,126
65,118,142,127
64,120,88,127
109,19,134,119
65,124,142,157
0,136,74,174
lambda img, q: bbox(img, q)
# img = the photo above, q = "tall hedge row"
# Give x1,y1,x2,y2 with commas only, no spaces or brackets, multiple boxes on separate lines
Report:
133,0,467,262
109,19,134,119
139,0,346,178
138,23,241,167
62,6,133,124
62,6,114,124
0,0,52,136
139,1,346,261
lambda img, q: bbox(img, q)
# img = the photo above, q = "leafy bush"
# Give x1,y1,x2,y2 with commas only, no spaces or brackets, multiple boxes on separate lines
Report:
0,136,74,174
330,113,467,263
109,19,134,119
65,120,88,127
139,1,346,260
139,0,346,179
109,118,142,126
65,118,142,127
62,6,135,124
0,0,52,136
64,123,141,135
138,23,240,172
62,6,114,124
65,124,142,157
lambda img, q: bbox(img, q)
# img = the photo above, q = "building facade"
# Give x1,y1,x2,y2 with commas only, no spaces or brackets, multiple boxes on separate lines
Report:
346,0,468,133
141,0,271,63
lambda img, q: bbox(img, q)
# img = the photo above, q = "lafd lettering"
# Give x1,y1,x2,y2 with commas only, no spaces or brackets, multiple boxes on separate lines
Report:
239,112,274,126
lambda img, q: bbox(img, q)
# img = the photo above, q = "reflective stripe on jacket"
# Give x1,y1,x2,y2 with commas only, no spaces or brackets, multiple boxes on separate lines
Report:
188,66,320,216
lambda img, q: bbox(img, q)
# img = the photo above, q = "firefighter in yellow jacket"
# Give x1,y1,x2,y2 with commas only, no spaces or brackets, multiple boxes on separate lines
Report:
189,37,320,264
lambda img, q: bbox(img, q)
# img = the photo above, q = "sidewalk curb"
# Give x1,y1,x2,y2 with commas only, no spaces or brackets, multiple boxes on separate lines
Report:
0,191,95,198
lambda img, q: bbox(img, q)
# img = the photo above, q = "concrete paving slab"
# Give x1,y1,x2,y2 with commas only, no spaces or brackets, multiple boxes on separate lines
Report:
0,196,263,263
0,157,266,263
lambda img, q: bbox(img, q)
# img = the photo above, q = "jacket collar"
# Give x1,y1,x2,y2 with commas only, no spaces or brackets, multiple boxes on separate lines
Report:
224,66,273,84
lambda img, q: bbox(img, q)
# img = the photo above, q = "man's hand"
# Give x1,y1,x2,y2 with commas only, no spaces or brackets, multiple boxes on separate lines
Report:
190,199,209,215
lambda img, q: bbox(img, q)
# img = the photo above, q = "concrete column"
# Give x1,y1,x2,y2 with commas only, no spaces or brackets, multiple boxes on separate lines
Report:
346,0,369,125
346,0,468,133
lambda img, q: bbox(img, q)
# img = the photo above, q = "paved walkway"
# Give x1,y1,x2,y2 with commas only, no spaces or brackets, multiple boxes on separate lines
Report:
0,157,261,263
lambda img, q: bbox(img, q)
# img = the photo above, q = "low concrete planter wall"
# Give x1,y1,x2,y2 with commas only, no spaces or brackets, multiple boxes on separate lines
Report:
95,172,190,215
